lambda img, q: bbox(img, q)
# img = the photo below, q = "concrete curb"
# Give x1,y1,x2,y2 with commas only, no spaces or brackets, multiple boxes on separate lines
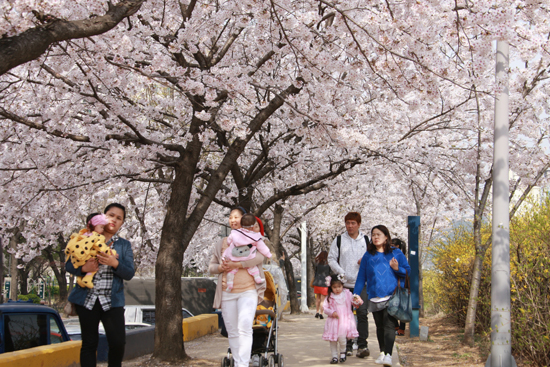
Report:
182,314,219,342
393,342,401,367
0,340,81,367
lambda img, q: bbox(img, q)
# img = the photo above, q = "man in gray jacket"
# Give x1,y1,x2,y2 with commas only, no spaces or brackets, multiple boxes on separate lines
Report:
328,212,370,358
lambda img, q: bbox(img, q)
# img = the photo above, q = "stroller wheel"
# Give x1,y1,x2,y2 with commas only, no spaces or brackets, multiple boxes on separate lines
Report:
268,355,275,367
259,356,268,367
221,357,230,367
277,354,284,367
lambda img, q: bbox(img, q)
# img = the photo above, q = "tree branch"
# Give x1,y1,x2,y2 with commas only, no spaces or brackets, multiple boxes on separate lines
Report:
0,0,146,75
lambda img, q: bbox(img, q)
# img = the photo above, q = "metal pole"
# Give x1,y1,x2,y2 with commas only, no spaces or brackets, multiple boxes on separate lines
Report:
407,216,420,337
486,40,516,367
300,222,308,313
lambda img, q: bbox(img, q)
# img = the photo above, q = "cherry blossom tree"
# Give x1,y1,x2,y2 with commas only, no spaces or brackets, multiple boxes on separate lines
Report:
3,0,550,361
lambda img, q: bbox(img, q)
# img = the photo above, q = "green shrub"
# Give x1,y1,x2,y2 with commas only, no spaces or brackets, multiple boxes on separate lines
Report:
17,292,42,304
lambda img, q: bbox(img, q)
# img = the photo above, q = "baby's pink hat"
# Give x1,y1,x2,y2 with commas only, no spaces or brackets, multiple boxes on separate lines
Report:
89,214,109,227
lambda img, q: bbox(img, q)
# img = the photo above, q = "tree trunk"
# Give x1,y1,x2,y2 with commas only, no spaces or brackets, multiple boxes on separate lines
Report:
306,235,315,309
9,229,20,301
463,251,485,345
68,274,74,294
43,234,69,302
154,163,191,361
267,204,301,314
283,252,300,314
0,236,3,304
463,157,492,346
19,267,28,296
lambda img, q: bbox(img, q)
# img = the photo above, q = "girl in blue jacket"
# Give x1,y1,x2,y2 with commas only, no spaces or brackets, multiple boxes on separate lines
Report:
353,225,410,367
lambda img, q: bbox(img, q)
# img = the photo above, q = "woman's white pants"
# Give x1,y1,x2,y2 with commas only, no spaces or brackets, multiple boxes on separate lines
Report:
221,290,258,367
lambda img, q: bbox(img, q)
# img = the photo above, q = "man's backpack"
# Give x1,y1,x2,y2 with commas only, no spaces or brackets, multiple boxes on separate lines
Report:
336,235,369,263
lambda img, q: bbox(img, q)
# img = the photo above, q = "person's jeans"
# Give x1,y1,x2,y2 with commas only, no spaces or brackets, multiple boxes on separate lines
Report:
346,288,369,350
221,290,258,367
372,307,398,355
76,301,125,367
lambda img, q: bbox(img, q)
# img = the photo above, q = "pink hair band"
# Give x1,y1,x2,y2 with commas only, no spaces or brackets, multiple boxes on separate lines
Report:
89,214,109,227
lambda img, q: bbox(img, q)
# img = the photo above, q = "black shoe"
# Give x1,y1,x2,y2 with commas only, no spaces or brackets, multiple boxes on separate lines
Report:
340,354,347,363
356,347,370,358
319,314,324,319
315,313,320,318
330,357,339,364
345,346,353,356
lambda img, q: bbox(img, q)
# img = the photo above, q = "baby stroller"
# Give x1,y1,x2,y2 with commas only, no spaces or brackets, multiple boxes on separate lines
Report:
221,270,284,367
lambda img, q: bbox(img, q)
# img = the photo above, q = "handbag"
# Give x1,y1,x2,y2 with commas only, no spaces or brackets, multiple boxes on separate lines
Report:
64,301,77,317
386,271,413,322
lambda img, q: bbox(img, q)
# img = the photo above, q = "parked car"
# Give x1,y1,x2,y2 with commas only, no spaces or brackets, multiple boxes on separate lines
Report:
62,319,151,341
0,300,71,353
124,305,193,325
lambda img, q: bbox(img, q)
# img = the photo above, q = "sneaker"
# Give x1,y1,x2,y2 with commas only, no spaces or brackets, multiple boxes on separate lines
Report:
374,352,385,364
356,347,370,358
382,354,393,367
251,355,260,367
345,346,353,356
330,357,339,364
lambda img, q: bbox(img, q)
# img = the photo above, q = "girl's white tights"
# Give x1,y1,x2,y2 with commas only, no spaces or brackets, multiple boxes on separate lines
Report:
330,336,347,358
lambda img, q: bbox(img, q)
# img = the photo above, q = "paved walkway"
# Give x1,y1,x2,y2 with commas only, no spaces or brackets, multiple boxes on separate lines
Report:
277,312,400,367
185,311,401,366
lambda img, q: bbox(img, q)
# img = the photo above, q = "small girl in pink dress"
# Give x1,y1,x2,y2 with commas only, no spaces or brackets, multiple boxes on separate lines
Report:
322,274,359,364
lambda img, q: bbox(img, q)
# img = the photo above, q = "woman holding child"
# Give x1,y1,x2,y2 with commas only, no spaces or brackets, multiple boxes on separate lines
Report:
209,207,269,367
66,203,135,367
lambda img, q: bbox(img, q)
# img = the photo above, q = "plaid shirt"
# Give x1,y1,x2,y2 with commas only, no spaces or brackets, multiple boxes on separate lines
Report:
84,235,118,311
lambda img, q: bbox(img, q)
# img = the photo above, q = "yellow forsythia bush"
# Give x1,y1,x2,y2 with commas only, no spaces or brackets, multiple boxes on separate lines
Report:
509,199,550,366
429,198,550,366
428,224,492,329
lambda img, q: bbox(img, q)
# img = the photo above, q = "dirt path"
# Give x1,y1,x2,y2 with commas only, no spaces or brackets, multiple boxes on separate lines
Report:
395,313,489,367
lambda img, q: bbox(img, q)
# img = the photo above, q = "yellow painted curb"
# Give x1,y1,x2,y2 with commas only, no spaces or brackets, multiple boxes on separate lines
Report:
182,314,218,342
283,300,290,312
0,340,81,367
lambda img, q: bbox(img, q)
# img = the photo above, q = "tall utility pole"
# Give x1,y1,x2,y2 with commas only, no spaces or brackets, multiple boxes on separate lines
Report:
486,40,516,367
